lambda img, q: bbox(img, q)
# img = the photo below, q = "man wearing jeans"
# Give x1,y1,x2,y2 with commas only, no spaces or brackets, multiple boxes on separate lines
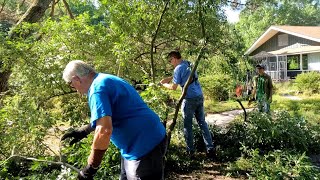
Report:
252,64,273,113
160,51,215,159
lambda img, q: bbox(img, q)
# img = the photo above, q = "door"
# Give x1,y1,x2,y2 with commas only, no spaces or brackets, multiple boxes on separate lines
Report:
278,56,287,80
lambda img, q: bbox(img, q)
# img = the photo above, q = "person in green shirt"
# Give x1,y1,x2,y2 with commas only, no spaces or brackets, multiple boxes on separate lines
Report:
252,64,273,113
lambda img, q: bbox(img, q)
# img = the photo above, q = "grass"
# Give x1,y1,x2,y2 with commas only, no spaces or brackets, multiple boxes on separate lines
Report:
204,86,320,126
204,99,251,113
272,93,320,125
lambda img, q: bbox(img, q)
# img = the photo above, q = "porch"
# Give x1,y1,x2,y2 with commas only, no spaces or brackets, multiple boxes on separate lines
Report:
251,45,320,81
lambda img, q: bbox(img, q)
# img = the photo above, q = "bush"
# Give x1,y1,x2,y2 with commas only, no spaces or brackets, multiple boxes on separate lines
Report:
273,81,298,95
214,111,320,161
0,134,121,179
295,71,320,94
200,74,233,101
62,135,121,179
228,149,320,179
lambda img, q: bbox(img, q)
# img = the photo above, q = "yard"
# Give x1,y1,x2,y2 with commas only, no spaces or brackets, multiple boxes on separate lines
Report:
165,81,320,179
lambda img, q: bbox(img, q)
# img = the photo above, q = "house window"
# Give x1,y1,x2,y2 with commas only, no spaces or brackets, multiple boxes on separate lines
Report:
287,55,300,70
302,54,308,70
270,62,276,71
278,34,288,46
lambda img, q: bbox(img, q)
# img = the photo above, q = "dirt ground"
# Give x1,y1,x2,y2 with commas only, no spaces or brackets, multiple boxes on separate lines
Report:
167,162,243,180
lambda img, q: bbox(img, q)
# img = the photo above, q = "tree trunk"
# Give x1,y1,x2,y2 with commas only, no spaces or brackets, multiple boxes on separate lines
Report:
16,0,52,24
0,71,11,94
9,0,52,38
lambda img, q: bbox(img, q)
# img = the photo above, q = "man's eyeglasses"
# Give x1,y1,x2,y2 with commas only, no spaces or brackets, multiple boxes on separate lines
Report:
67,80,75,89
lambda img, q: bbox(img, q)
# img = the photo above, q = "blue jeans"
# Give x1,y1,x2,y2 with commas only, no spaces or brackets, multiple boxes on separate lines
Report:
182,96,214,152
257,99,270,113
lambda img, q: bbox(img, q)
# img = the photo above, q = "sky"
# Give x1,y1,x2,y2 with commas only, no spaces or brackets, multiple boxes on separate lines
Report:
223,0,246,23
223,7,241,23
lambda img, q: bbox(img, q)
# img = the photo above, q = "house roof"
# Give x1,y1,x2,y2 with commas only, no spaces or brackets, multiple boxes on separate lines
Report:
245,26,320,55
269,45,320,55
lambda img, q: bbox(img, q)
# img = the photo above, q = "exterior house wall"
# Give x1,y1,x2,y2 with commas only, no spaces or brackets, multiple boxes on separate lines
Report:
250,33,320,56
308,52,320,71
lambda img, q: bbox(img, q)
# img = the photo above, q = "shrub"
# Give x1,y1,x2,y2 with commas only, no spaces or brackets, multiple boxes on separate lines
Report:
0,134,121,179
213,111,320,161
61,135,121,179
228,149,320,179
200,74,233,101
140,85,176,128
295,71,320,94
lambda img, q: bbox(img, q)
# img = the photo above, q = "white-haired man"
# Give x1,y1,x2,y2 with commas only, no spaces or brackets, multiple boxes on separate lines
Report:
61,60,167,180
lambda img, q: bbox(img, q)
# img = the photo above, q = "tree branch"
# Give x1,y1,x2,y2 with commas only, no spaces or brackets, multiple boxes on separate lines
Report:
8,0,52,39
62,0,74,19
172,34,198,45
131,51,152,75
0,0,6,13
2,155,80,173
37,90,76,109
19,0,26,9
1,138,80,175
150,0,170,83
199,0,206,41
155,38,179,48
50,0,55,17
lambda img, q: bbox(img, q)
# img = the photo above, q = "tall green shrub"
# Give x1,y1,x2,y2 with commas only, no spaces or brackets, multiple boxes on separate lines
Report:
200,74,233,101
295,71,320,93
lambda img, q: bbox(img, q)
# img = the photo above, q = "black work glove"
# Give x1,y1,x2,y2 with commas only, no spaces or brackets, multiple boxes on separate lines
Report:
78,165,98,180
61,124,94,145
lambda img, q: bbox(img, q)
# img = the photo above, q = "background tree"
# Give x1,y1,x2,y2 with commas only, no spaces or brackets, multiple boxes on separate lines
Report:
236,0,320,49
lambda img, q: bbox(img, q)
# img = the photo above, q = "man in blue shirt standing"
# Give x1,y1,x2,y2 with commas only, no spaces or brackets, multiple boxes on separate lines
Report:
61,60,167,180
160,51,215,159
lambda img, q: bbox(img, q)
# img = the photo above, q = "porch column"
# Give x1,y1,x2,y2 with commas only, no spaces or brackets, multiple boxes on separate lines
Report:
276,55,279,80
300,54,303,71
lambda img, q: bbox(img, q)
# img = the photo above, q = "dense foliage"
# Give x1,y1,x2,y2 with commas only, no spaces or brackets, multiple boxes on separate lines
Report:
229,149,320,179
295,71,320,94
214,111,320,178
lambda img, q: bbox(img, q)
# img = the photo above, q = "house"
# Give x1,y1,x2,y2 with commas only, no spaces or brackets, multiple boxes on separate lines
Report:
245,26,320,81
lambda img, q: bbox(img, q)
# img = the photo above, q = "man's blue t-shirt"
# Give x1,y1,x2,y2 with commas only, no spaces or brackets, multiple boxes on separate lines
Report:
173,60,203,98
87,73,166,160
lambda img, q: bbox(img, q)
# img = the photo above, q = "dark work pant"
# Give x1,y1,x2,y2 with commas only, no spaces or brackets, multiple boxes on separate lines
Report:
119,136,167,180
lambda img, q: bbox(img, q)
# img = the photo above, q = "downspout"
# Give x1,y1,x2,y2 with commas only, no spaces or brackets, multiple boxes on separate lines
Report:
276,55,279,80
300,53,303,72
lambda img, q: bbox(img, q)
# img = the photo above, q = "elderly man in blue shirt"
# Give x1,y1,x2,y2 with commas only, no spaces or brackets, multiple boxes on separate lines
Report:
61,60,167,180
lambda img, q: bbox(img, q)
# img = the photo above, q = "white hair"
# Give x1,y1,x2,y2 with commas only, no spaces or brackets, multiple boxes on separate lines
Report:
62,60,96,82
